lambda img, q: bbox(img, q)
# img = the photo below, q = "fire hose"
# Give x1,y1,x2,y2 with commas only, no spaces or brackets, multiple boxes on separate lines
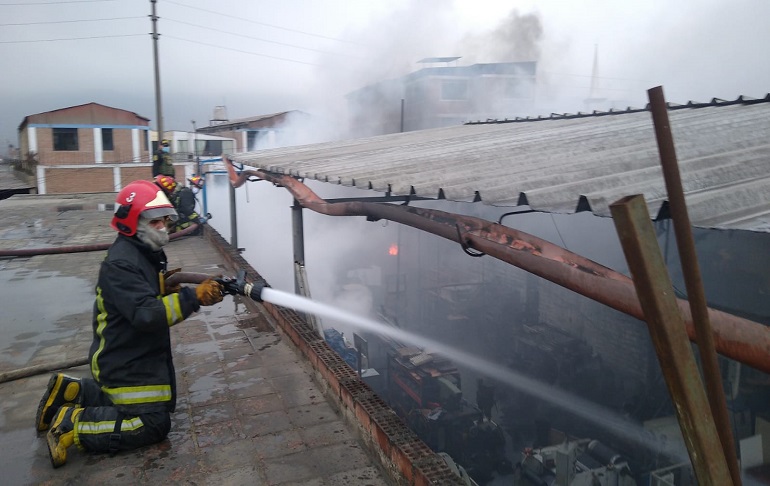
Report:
0,223,200,258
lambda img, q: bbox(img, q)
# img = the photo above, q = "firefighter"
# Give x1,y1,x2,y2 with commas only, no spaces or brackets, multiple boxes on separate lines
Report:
154,175,205,234
35,179,224,468
152,139,175,178
175,175,207,233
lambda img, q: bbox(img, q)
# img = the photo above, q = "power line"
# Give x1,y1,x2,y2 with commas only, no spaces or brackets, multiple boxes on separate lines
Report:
0,33,144,43
164,34,319,66
0,0,117,5
0,16,143,26
164,17,360,59
0,2,356,67
165,0,358,45
540,70,653,84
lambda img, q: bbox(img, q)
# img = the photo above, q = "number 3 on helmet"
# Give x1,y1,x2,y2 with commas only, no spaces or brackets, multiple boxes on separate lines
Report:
112,180,178,236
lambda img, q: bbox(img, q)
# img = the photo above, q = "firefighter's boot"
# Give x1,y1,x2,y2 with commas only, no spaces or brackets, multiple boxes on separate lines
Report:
46,406,83,468
36,373,81,431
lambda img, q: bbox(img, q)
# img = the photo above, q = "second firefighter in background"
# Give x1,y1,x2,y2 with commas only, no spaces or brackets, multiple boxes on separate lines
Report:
154,175,207,233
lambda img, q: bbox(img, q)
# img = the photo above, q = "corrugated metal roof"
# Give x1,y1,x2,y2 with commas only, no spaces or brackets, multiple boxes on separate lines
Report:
19,102,150,128
229,96,770,232
199,111,297,130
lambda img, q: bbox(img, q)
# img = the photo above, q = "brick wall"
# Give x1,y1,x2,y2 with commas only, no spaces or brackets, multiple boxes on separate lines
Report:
42,163,188,194
36,128,92,164
46,167,116,193
120,166,153,186
102,129,140,163
35,127,148,165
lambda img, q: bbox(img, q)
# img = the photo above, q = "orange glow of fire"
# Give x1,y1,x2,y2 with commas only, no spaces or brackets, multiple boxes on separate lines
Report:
388,244,399,256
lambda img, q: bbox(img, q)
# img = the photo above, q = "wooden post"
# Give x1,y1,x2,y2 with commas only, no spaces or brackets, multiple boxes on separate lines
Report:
610,194,732,486
648,85,741,485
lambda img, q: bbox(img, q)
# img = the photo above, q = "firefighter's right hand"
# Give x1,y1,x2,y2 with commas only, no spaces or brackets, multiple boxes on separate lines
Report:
195,279,224,306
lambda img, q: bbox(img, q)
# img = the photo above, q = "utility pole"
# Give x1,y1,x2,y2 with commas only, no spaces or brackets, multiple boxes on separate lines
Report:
191,120,200,176
150,0,164,145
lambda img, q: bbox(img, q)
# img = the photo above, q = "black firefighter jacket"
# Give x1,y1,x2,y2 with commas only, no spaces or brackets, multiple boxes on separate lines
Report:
170,187,200,231
89,234,200,413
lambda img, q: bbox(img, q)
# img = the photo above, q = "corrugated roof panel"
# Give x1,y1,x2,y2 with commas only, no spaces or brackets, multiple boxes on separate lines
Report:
229,97,770,232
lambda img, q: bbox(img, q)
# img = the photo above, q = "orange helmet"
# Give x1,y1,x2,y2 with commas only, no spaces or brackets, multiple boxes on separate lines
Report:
189,175,204,189
112,180,177,236
154,174,177,194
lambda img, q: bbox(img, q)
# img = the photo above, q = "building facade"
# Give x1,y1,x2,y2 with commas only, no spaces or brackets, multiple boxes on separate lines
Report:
18,102,157,194
346,60,537,136
197,110,310,152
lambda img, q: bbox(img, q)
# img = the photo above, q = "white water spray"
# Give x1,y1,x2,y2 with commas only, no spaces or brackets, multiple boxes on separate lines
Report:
261,287,690,463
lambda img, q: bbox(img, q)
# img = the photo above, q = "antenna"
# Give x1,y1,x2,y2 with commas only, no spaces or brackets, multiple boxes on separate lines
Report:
584,44,607,110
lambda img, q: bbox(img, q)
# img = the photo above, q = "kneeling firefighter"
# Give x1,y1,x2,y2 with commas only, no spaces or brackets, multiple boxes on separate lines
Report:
154,175,207,234
35,179,225,468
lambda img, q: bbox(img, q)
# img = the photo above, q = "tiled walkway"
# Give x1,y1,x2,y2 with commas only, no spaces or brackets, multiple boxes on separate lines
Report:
0,193,391,485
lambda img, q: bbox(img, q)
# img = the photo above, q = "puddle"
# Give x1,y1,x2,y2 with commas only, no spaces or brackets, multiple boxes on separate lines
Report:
2,428,38,485
0,268,93,366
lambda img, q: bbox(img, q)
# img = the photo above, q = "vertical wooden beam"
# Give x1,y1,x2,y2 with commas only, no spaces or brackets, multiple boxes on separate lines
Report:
648,85,741,486
610,194,732,486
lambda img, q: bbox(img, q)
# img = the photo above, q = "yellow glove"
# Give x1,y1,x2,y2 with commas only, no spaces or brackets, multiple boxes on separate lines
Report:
196,279,224,306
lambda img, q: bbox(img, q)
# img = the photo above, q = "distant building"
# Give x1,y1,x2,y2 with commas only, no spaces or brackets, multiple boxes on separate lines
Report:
18,102,151,165
346,58,537,136
17,102,156,194
197,109,311,152
151,130,236,166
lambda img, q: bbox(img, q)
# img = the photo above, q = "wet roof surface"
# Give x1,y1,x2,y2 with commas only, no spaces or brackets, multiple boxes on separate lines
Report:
229,96,770,232
0,193,392,485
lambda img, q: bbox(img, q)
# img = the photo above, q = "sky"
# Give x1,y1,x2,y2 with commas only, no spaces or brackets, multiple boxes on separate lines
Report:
1,0,769,154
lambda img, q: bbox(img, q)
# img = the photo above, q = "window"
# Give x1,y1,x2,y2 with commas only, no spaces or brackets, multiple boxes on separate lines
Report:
102,128,114,151
53,128,79,151
440,80,468,100
202,140,223,155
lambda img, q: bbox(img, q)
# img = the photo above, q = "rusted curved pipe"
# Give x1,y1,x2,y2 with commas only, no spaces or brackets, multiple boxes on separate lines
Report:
224,158,770,373
0,223,200,258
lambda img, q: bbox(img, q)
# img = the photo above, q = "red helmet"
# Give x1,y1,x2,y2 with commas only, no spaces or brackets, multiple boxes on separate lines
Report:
188,175,204,189
112,180,178,236
154,175,177,194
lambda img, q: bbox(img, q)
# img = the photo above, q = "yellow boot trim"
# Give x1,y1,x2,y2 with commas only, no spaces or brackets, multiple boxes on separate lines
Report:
47,408,82,468
63,382,80,402
47,429,74,468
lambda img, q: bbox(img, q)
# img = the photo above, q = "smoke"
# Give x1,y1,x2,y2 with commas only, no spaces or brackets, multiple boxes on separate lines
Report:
459,10,543,63
294,1,547,141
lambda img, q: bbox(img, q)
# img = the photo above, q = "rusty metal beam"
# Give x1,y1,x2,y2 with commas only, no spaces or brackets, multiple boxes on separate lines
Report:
649,85,740,486
611,194,732,485
223,158,770,374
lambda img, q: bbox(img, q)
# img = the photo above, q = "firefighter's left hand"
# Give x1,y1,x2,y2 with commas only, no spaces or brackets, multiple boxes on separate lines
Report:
196,279,224,306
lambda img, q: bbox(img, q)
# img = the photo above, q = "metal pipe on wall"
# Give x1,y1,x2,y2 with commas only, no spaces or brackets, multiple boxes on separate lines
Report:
223,157,770,374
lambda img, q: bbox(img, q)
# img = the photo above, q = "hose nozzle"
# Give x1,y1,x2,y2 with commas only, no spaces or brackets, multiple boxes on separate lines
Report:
216,269,269,302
